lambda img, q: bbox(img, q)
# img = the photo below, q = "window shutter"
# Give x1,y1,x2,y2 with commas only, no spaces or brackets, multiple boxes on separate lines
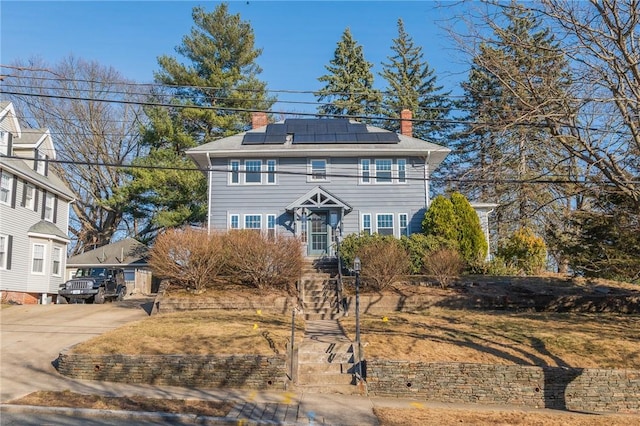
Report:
53,196,58,223
34,188,39,212
10,176,17,208
21,181,27,207
6,235,12,270
41,190,47,220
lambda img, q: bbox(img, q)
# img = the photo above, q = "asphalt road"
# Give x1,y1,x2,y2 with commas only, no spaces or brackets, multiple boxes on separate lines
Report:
0,297,154,403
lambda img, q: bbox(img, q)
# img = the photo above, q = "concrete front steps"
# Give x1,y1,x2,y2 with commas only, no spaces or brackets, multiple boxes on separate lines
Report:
301,257,342,321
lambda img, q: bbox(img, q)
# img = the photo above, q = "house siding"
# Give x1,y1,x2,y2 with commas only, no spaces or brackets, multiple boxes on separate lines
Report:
208,156,428,237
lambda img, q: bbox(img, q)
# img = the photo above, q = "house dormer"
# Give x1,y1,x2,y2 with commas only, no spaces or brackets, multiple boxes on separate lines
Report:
0,102,21,157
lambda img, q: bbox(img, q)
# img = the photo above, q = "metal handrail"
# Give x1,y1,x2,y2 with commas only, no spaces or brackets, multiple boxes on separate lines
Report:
335,236,344,314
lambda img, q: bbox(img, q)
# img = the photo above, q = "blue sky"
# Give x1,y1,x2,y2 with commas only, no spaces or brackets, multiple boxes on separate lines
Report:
2,1,470,114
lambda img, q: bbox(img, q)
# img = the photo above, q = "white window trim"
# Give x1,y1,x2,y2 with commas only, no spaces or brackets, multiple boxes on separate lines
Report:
244,160,263,185
376,213,395,236
0,234,8,270
229,213,240,230
308,158,329,182
266,159,277,185
243,214,262,230
229,160,240,185
374,159,394,185
399,213,409,237
25,184,36,210
0,172,13,206
0,131,8,156
44,193,55,222
397,159,407,184
31,243,46,275
359,159,371,184
267,214,276,238
52,246,62,277
361,213,372,235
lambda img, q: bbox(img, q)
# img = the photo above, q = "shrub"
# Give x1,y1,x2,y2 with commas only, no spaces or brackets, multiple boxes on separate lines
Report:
423,248,465,288
496,227,547,275
421,195,458,243
149,227,226,293
224,230,303,292
357,238,410,291
400,233,457,274
339,232,394,271
450,192,488,264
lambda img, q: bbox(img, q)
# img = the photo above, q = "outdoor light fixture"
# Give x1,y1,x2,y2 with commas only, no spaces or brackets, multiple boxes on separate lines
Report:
354,256,361,273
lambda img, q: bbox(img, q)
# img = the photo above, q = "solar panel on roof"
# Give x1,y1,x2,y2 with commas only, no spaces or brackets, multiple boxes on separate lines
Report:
376,133,401,143
265,124,286,135
264,134,286,144
294,134,316,143
348,123,367,132
242,134,266,144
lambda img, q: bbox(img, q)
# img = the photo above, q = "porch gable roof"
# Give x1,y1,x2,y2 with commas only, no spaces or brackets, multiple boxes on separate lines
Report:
286,186,352,213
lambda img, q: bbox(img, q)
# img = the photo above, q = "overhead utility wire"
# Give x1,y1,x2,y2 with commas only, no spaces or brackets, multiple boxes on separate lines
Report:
4,154,636,186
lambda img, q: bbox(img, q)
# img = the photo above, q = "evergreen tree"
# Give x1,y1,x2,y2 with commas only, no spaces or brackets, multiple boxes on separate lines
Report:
450,192,488,263
380,19,452,141
316,28,382,123
125,4,275,239
421,195,458,244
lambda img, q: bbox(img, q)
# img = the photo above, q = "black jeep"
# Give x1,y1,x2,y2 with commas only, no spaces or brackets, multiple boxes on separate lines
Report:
58,267,126,304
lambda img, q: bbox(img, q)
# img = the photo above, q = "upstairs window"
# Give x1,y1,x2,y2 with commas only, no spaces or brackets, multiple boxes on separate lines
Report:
267,160,277,184
24,184,36,210
0,131,9,156
309,159,328,182
245,160,262,184
397,159,407,183
229,160,240,184
35,149,47,175
375,159,393,183
0,172,13,206
44,193,55,222
360,159,371,184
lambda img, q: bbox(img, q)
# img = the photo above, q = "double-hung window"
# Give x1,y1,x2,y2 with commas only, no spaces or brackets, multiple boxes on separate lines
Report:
0,171,12,205
377,214,394,236
24,184,36,210
309,159,328,181
399,213,409,236
229,160,240,184
266,160,277,184
229,214,240,230
245,160,262,184
362,214,372,235
375,160,393,183
0,234,10,270
0,131,8,156
44,193,55,222
245,214,261,231
397,159,407,183
32,243,45,274
52,246,62,276
360,159,371,184
267,214,276,239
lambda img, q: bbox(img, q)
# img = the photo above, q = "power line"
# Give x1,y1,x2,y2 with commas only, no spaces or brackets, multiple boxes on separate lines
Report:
3,154,636,186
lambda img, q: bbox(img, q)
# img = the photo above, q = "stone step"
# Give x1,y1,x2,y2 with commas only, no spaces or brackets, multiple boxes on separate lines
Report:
298,341,353,353
303,300,338,309
304,312,346,321
293,384,362,395
298,352,355,364
298,372,355,386
298,362,356,375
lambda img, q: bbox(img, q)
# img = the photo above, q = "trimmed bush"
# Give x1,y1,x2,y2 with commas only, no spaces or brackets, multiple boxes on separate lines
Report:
451,192,488,265
357,238,410,291
400,233,456,274
496,227,547,275
424,248,465,288
421,195,458,244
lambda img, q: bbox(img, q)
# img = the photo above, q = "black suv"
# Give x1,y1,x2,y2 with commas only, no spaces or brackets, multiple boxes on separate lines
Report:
59,267,126,304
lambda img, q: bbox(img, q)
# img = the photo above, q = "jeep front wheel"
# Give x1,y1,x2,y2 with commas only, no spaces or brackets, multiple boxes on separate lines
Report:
116,286,126,302
93,287,106,304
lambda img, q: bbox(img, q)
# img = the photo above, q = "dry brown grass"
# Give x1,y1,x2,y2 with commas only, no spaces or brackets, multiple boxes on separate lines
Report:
8,390,232,417
70,309,305,356
340,308,640,368
374,406,636,426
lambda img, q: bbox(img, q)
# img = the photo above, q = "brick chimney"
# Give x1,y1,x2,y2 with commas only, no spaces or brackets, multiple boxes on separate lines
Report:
400,109,413,137
251,112,268,129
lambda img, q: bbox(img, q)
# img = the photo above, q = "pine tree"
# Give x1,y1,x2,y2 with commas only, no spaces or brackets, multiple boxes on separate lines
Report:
380,19,452,141
316,28,382,123
450,192,488,263
126,4,275,239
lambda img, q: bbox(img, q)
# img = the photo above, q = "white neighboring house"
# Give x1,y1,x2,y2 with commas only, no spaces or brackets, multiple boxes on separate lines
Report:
0,101,74,304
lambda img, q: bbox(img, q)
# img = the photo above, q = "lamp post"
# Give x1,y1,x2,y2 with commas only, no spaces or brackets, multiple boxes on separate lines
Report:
353,256,363,383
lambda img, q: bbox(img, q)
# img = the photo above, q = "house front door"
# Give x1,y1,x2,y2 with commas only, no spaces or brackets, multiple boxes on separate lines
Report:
308,211,329,256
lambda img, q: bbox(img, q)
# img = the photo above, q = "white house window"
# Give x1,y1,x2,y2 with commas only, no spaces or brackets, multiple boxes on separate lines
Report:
399,213,409,236
35,149,47,175
0,131,8,156
267,160,277,184
229,160,240,184
230,214,239,229
375,159,393,183
0,234,10,270
267,214,276,239
360,159,371,184
24,184,36,210
309,159,328,181
245,160,262,184
0,171,12,205
377,214,394,236
244,214,261,230
52,246,62,276
44,193,55,222
362,214,372,235
32,243,45,274
397,159,407,183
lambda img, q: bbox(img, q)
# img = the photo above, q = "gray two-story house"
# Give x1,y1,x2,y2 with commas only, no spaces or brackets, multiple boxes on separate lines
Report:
187,111,451,257
0,101,74,304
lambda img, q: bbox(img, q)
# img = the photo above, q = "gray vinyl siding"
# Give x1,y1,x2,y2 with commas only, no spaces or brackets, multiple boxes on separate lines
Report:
0,171,70,295
208,156,428,238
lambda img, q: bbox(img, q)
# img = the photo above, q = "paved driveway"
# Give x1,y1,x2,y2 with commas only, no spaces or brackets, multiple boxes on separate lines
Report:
0,297,154,402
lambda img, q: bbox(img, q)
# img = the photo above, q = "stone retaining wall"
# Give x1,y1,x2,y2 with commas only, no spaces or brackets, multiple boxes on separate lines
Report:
57,352,288,390
366,361,640,414
154,296,297,314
